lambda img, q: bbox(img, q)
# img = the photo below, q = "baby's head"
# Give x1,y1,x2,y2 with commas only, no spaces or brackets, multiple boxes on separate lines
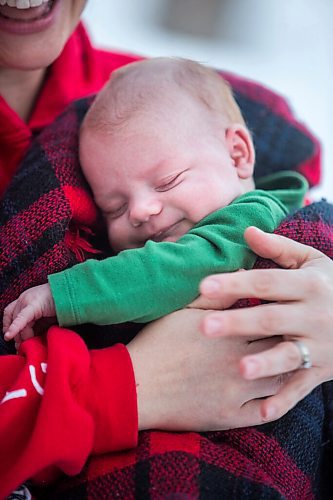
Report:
79,57,255,251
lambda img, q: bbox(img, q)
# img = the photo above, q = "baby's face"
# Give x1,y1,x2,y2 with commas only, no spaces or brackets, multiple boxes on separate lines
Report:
80,97,249,252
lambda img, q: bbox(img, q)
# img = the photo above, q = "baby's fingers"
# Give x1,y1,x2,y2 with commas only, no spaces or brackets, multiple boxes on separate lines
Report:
2,300,17,333
4,304,37,341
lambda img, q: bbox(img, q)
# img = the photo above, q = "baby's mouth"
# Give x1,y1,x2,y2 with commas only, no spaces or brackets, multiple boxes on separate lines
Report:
152,221,183,243
0,0,55,21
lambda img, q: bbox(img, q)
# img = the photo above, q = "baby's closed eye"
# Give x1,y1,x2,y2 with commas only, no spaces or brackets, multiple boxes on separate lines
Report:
155,170,187,192
104,203,128,219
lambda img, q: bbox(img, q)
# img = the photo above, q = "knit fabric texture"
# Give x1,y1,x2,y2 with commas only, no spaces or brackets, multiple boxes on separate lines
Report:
0,84,332,498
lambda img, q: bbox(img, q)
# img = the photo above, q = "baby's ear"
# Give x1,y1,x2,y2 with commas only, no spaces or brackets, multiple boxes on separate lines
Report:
225,125,255,179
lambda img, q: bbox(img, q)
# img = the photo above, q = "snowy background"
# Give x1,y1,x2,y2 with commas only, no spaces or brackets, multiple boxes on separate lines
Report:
83,0,332,201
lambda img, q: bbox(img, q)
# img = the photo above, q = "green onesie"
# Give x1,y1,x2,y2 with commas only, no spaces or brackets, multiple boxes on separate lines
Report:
49,171,307,326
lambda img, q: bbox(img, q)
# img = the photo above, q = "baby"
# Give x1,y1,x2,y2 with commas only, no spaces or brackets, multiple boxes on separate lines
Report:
3,57,307,346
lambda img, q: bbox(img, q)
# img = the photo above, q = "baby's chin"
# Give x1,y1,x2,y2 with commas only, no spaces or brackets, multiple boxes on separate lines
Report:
114,223,189,250
117,234,181,251
160,235,180,243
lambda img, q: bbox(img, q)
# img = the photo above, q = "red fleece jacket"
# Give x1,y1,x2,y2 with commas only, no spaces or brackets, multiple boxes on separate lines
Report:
0,327,138,497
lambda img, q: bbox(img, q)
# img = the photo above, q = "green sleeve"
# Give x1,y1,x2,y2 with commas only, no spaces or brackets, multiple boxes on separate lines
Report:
256,170,308,211
49,191,288,326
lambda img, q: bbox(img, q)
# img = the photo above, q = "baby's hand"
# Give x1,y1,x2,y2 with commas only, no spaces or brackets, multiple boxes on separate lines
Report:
3,284,56,347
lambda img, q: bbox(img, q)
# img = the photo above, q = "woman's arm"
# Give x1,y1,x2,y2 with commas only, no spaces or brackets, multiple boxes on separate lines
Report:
0,308,282,497
199,226,333,420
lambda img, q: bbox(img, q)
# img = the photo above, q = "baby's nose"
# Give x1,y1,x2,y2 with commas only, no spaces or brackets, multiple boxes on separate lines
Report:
129,198,162,227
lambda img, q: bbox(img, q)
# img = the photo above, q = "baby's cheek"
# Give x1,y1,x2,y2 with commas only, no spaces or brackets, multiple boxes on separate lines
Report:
110,224,140,253
107,221,124,250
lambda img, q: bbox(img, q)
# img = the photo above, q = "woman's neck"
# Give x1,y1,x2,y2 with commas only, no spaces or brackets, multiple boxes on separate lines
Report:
0,67,46,122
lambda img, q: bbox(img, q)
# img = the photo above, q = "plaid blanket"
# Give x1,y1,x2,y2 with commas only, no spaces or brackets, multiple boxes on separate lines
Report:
1,89,332,498
33,199,332,500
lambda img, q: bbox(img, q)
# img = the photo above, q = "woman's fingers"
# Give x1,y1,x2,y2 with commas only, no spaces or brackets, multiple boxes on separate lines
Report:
240,340,311,379
200,302,313,338
200,227,332,309
242,336,333,379
239,398,279,428
200,266,322,304
259,368,320,421
244,226,321,268
241,336,333,423
198,230,333,348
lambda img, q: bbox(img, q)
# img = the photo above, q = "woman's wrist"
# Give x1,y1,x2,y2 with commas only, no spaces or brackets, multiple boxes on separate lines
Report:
127,326,168,431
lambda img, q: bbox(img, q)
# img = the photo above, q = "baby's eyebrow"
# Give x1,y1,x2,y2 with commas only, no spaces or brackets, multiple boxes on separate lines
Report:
152,157,183,174
153,162,186,180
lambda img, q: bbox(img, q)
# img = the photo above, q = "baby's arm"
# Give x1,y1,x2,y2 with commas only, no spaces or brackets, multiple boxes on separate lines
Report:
47,190,289,327
3,284,56,347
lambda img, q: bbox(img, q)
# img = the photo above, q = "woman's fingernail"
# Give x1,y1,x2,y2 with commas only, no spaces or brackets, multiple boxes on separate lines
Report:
204,317,221,336
263,405,277,421
201,278,220,296
243,359,258,378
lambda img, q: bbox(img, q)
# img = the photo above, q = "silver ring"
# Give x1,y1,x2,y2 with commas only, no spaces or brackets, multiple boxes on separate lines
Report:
292,339,312,369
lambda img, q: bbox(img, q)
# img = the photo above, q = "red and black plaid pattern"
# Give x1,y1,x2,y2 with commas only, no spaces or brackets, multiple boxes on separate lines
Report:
222,70,321,188
37,200,333,500
1,97,96,346
0,82,331,498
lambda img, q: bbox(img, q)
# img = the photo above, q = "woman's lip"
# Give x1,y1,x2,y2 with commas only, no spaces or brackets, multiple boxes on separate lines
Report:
0,2,50,21
0,0,59,34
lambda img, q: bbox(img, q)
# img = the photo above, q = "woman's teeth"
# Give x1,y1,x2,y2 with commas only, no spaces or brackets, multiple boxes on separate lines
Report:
0,0,49,8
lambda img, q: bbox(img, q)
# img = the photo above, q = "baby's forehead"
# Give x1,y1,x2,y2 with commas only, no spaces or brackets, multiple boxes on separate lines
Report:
117,91,217,132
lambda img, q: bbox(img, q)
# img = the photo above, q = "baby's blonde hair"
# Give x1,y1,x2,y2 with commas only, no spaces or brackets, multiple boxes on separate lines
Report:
82,57,246,135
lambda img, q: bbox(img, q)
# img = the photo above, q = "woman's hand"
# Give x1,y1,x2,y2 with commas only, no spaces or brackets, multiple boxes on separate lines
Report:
199,226,333,421
127,308,283,432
